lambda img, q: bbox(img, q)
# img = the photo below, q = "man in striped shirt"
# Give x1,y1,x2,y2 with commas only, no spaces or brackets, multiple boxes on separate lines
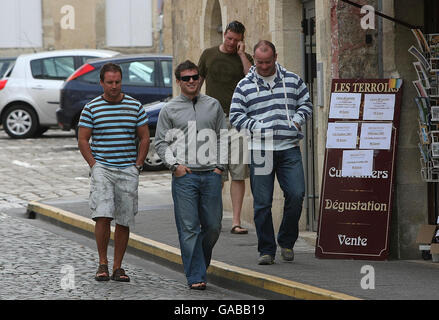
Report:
78,63,150,282
230,40,313,265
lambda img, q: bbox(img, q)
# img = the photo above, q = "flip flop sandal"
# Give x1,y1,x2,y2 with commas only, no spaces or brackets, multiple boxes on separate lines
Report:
189,282,206,290
95,264,110,281
111,268,130,282
231,225,248,234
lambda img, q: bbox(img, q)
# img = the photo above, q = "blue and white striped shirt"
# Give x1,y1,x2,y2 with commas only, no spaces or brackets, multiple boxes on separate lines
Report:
78,94,148,167
230,63,312,150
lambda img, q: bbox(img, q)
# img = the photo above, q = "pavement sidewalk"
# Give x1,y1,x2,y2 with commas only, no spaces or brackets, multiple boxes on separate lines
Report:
27,189,439,300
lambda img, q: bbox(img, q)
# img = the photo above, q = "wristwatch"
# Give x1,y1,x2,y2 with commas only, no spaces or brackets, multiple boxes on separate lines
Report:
135,164,143,173
170,163,180,173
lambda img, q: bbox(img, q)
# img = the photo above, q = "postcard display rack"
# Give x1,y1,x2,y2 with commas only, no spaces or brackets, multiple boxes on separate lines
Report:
410,29,439,182
315,79,403,260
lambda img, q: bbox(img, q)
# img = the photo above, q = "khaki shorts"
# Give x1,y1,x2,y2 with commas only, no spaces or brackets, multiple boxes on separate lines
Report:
89,162,139,227
222,119,250,182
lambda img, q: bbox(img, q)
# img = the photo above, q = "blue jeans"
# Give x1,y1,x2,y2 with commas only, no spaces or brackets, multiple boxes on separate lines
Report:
171,171,223,285
249,147,305,257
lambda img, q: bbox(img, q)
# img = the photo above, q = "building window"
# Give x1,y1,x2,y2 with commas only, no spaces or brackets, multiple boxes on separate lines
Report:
0,0,42,48
106,0,152,47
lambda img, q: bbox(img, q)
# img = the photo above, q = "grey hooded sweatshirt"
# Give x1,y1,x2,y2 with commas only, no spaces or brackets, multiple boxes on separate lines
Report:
154,93,227,171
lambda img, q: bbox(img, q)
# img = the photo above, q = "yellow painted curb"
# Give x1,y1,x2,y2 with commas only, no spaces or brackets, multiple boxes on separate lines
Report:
27,200,361,300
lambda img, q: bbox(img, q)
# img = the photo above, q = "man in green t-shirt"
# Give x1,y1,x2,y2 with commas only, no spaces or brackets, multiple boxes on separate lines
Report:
198,21,253,235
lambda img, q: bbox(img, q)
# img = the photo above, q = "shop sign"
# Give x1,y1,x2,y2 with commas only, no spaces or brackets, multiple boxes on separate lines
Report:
315,79,403,260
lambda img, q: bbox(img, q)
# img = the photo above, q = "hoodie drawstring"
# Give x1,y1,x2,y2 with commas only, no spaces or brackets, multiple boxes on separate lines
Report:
282,78,291,128
254,77,260,95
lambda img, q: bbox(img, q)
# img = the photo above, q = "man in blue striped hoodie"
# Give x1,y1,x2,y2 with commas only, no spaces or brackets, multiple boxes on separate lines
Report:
230,40,313,265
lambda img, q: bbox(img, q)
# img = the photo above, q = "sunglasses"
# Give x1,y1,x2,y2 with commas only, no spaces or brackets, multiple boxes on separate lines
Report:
179,74,200,82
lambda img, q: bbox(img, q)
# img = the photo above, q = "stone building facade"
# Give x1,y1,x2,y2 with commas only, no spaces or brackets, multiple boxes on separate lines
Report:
164,0,436,259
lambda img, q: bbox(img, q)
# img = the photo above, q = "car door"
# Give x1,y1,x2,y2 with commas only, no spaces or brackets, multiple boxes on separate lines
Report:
119,59,167,104
27,56,76,125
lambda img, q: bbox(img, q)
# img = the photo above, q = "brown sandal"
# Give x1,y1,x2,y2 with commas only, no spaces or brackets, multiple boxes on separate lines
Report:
111,268,130,282
231,225,248,234
95,264,110,281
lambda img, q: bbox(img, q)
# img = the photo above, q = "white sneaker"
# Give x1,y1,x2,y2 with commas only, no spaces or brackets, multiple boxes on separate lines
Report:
281,248,294,261
258,254,274,265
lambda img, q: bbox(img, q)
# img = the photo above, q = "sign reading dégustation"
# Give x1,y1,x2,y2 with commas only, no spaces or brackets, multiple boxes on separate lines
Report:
315,79,403,260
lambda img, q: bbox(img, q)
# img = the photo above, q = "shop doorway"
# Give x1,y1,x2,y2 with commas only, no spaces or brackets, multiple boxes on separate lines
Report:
302,0,318,231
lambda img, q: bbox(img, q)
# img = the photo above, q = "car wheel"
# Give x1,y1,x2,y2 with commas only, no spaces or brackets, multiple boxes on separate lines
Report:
2,105,39,139
143,145,166,171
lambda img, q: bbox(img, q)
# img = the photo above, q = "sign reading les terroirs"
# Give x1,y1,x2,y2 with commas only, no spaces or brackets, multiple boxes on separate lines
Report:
315,79,403,260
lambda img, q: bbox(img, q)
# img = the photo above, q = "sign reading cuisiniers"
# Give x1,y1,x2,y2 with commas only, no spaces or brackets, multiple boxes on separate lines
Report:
315,79,403,260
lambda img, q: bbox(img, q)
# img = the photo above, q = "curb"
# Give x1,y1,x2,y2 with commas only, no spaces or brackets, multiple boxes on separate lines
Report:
27,200,361,300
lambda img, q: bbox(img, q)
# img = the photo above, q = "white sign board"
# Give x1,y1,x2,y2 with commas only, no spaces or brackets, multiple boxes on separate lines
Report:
329,93,362,119
363,94,395,120
359,123,393,150
342,149,374,177
326,122,358,149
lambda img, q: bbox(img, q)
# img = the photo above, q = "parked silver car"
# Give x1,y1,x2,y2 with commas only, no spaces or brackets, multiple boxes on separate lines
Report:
0,49,118,138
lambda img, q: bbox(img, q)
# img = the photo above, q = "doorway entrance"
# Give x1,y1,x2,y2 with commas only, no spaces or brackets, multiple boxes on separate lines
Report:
302,0,318,231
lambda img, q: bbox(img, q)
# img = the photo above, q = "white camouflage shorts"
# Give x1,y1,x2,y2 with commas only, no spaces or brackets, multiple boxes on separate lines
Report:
89,162,139,227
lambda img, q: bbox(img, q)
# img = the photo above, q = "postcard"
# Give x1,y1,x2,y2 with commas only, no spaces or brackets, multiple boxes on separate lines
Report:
409,45,430,70
414,97,429,124
419,124,430,145
431,106,439,121
428,33,439,46
413,61,430,89
418,143,429,162
431,58,439,72
432,143,439,157
413,80,428,98
412,29,430,53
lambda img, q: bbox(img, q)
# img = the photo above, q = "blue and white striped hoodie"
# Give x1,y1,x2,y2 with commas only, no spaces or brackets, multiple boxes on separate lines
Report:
230,62,313,150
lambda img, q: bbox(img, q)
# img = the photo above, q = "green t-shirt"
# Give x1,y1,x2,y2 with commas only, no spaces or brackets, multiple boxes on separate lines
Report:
198,46,253,115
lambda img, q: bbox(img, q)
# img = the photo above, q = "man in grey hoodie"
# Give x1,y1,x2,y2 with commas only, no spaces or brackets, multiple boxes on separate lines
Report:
155,60,227,290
